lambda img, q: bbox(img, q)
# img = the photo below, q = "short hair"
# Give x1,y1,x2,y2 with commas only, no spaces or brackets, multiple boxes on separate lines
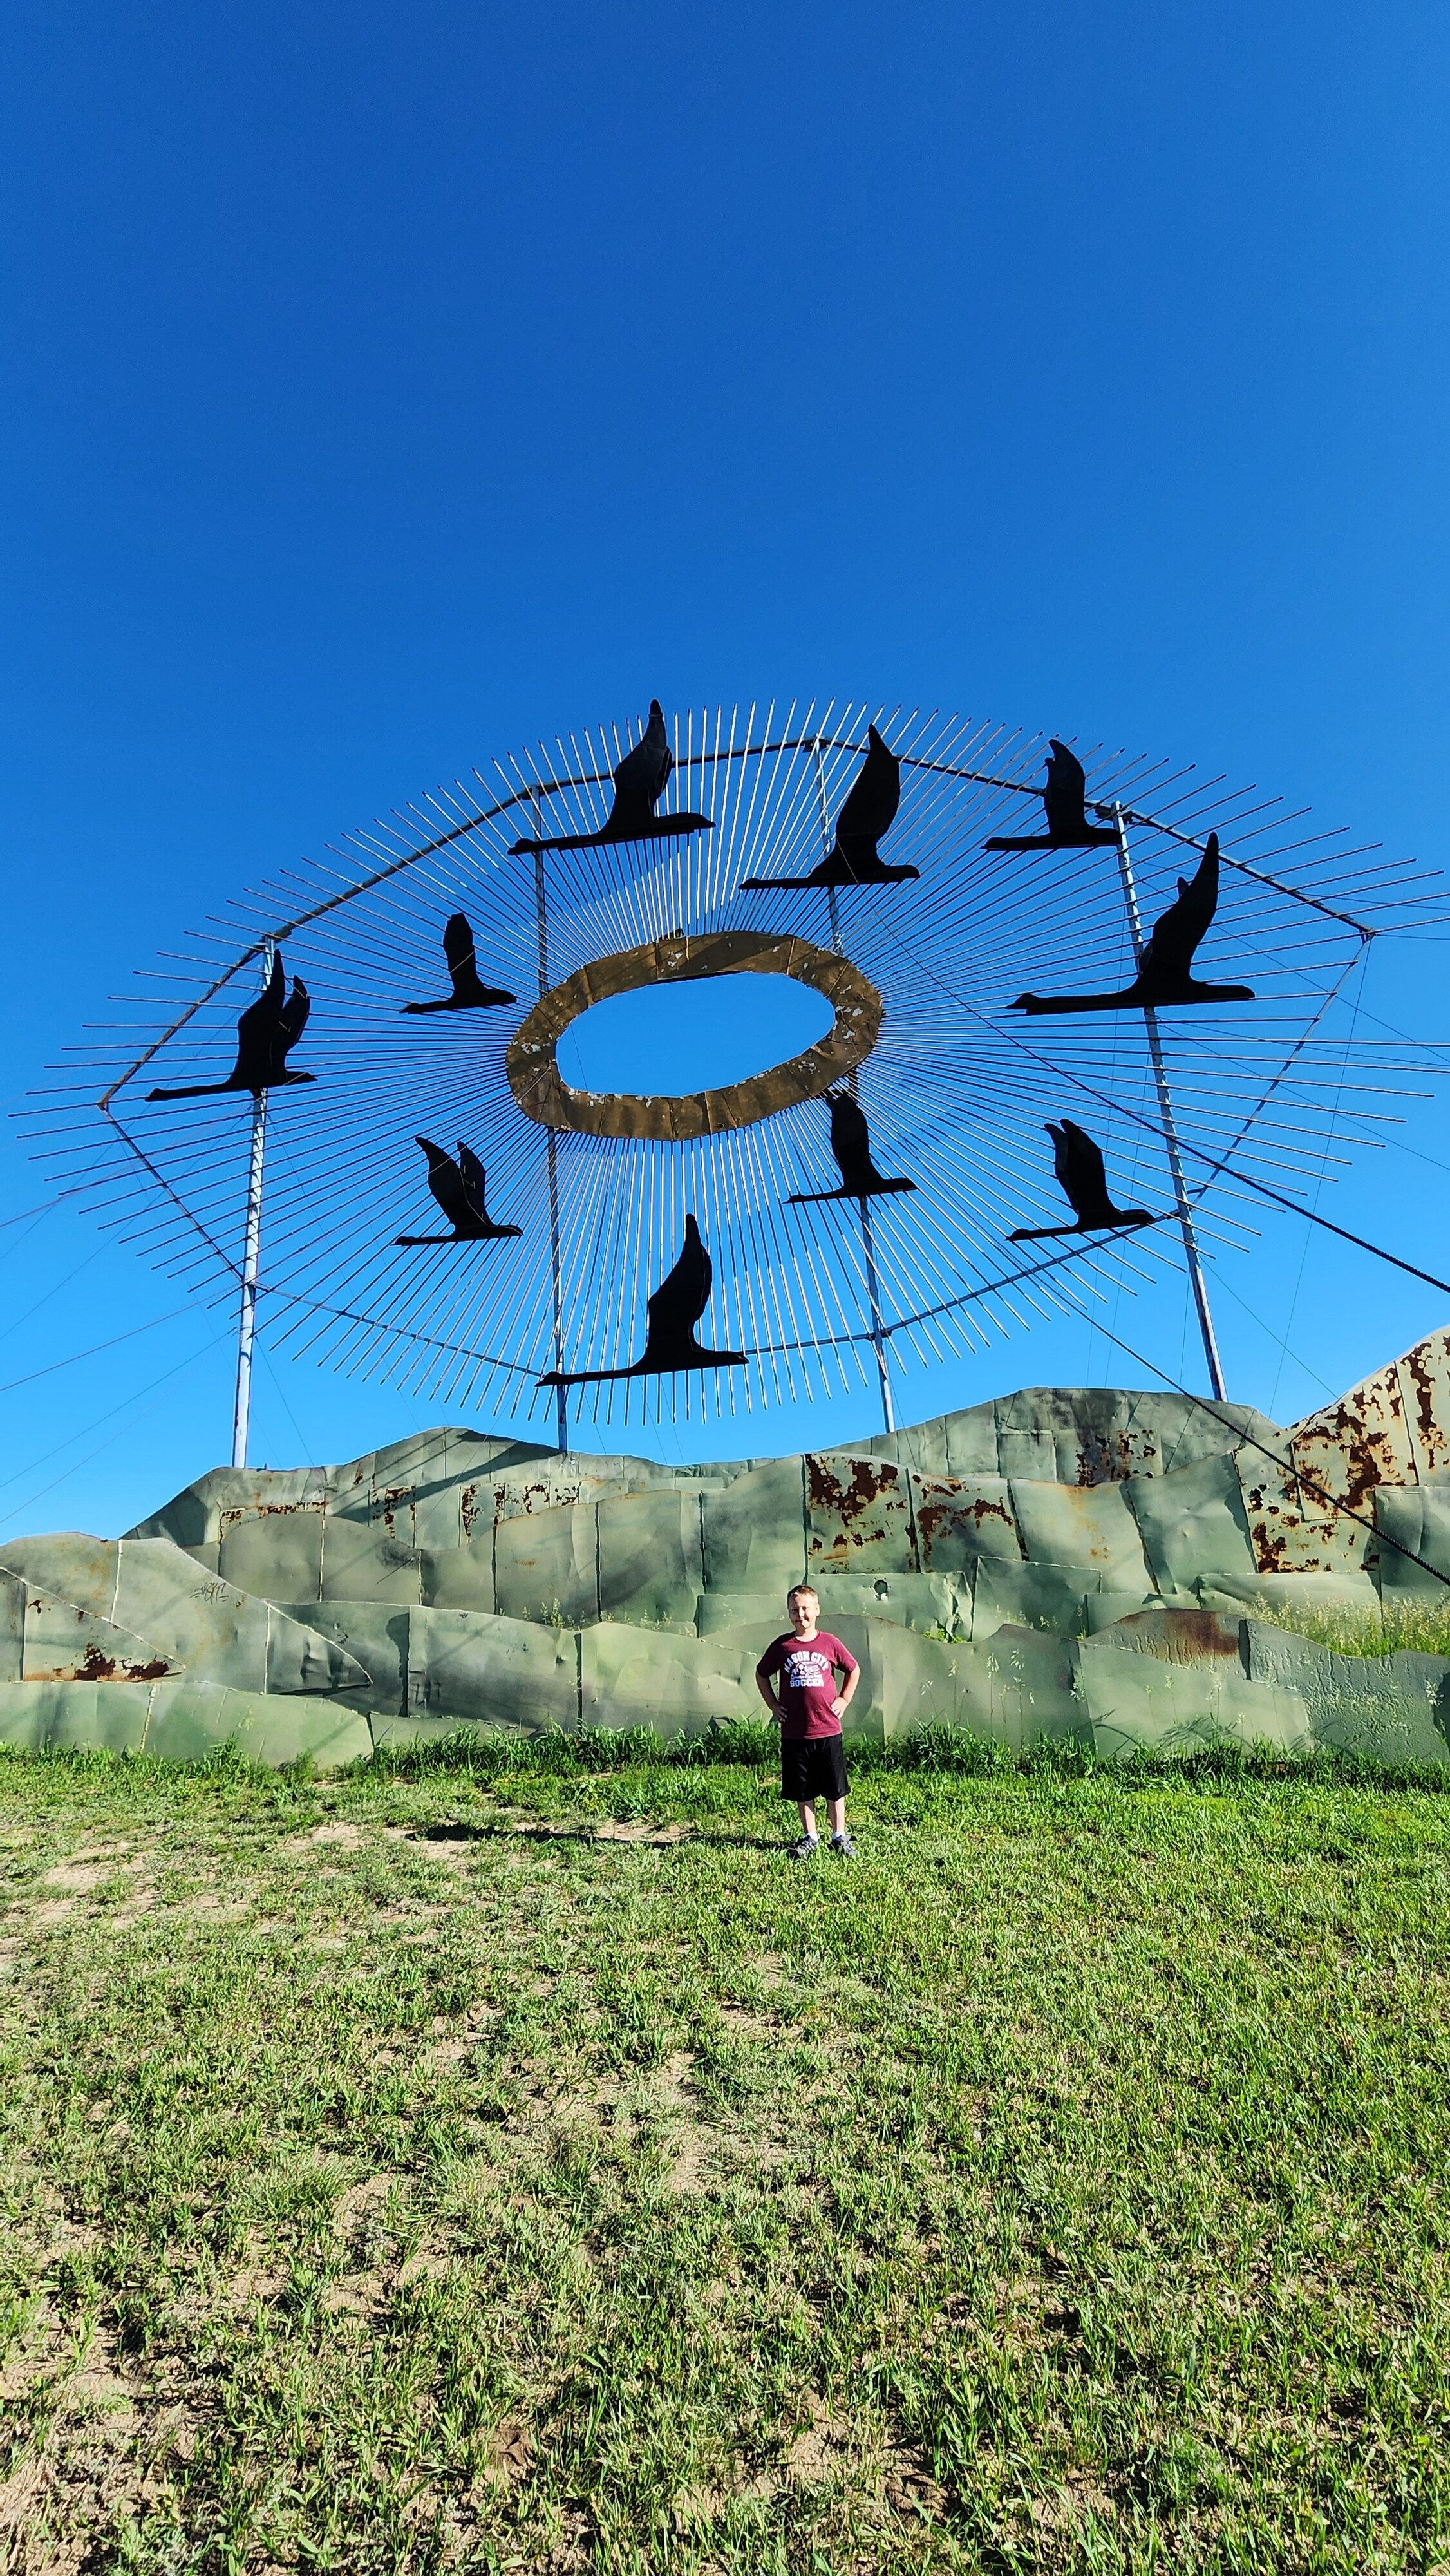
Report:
786,1584,819,1607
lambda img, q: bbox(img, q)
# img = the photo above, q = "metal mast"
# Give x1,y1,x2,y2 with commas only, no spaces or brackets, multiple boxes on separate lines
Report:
532,791,569,1452
812,741,895,1433
230,939,274,1469
1112,808,1227,1400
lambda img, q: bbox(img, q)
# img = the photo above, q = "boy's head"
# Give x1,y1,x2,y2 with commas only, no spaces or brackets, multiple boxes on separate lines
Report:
786,1584,819,1634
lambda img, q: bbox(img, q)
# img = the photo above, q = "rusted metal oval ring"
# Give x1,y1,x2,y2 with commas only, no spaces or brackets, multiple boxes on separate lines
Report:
505,929,883,1140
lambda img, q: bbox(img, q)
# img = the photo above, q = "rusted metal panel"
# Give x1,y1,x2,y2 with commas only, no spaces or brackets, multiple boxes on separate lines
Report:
1290,1358,1418,1521
1234,1454,1372,1578
22,1591,174,1684
1388,1331,1450,1482
910,1474,1022,1570
806,1452,918,1577
1087,1607,1246,1669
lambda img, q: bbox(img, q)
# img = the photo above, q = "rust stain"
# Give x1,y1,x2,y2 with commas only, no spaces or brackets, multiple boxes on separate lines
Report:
460,1482,479,1540
1400,1344,1445,1473
805,1454,912,1564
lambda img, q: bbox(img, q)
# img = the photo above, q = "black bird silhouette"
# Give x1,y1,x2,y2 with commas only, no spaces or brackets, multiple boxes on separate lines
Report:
984,740,1119,851
1009,1121,1154,1240
742,726,918,888
508,701,712,854
1012,834,1256,1014
540,1214,746,1385
147,952,313,1100
396,1137,522,1244
787,1090,917,1204
402,914,516,1014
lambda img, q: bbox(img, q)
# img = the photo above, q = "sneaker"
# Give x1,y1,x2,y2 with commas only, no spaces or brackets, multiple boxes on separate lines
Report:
831,1832,856,1858
791,1835,820,1861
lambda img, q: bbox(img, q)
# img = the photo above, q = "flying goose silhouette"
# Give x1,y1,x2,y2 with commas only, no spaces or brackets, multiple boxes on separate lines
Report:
396,1137,522,1243
402,914,516,1014
787,1090,916,1204
1009,1121,1154,1240
742,726,918,887
984,740,1119,851
147,952,313,1100
1012,835,1256,1014
509,701,711,853
540,1215,745,1385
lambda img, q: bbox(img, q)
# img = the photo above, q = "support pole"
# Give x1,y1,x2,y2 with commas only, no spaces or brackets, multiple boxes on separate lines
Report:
231,941,274,1470
1113,809,1227,1401
812,741,894,1434
533,796,568,1452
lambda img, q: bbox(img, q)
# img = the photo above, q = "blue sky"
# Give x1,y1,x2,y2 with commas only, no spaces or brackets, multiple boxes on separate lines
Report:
2,0,1449,1535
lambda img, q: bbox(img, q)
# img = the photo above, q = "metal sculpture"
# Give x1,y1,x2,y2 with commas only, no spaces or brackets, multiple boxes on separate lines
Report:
1010,1121,1153,1240
146,951,312,1100
1013,835,1255,1015
508,699,711,854
35,699,1441,1459
984,739,1118,851
402,913,515,1014
540,1215,744,1387
742,725,917,887
789,1090,916,1204
397,1137,522,1244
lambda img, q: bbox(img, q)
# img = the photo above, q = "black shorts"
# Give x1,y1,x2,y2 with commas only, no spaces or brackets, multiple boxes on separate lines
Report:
780,1733,848,1803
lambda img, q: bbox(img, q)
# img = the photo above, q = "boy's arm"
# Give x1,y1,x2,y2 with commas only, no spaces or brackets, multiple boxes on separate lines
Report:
830,1646,860,1719
755,1649,782,1720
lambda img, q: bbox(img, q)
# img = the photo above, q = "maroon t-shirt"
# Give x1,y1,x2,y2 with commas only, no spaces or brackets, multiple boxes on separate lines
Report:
757,1631,858,1741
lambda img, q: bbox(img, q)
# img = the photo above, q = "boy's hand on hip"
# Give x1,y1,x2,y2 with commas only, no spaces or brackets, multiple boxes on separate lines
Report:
831,1694,847,1718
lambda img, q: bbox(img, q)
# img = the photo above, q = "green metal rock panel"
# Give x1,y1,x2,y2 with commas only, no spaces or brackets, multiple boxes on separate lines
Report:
580,1624,755,1736
404,1607,578,1731
1244,1621,1450,1766
1010,1475,1151,1587
812,1571,965,1638
419,1539,497,1615
910,1474,1022,1569
596,1490,703,1632
276,1602,409,1715
0,1680,150,1754
220,1504,325,1604
695,1592,789,1638
1077,1640,1314,1759
0,1537,364,1694
699,1459,806,1595
1125,1454,1259,1598
143,1683,373,1768
806,1453,917,1578
1375,1486,1450,1595
494,1500,599,1627
970,1560,1092,1640
321,1510,425,1605
0,1572,23,1684
408,1605,578,1729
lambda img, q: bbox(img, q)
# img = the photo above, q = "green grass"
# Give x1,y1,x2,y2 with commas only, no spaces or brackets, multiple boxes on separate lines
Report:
1247,1594,1450,1659
4,1739,1450,2572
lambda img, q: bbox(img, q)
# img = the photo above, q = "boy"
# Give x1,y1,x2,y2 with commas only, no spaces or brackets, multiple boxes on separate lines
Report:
755,1586,860,1859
